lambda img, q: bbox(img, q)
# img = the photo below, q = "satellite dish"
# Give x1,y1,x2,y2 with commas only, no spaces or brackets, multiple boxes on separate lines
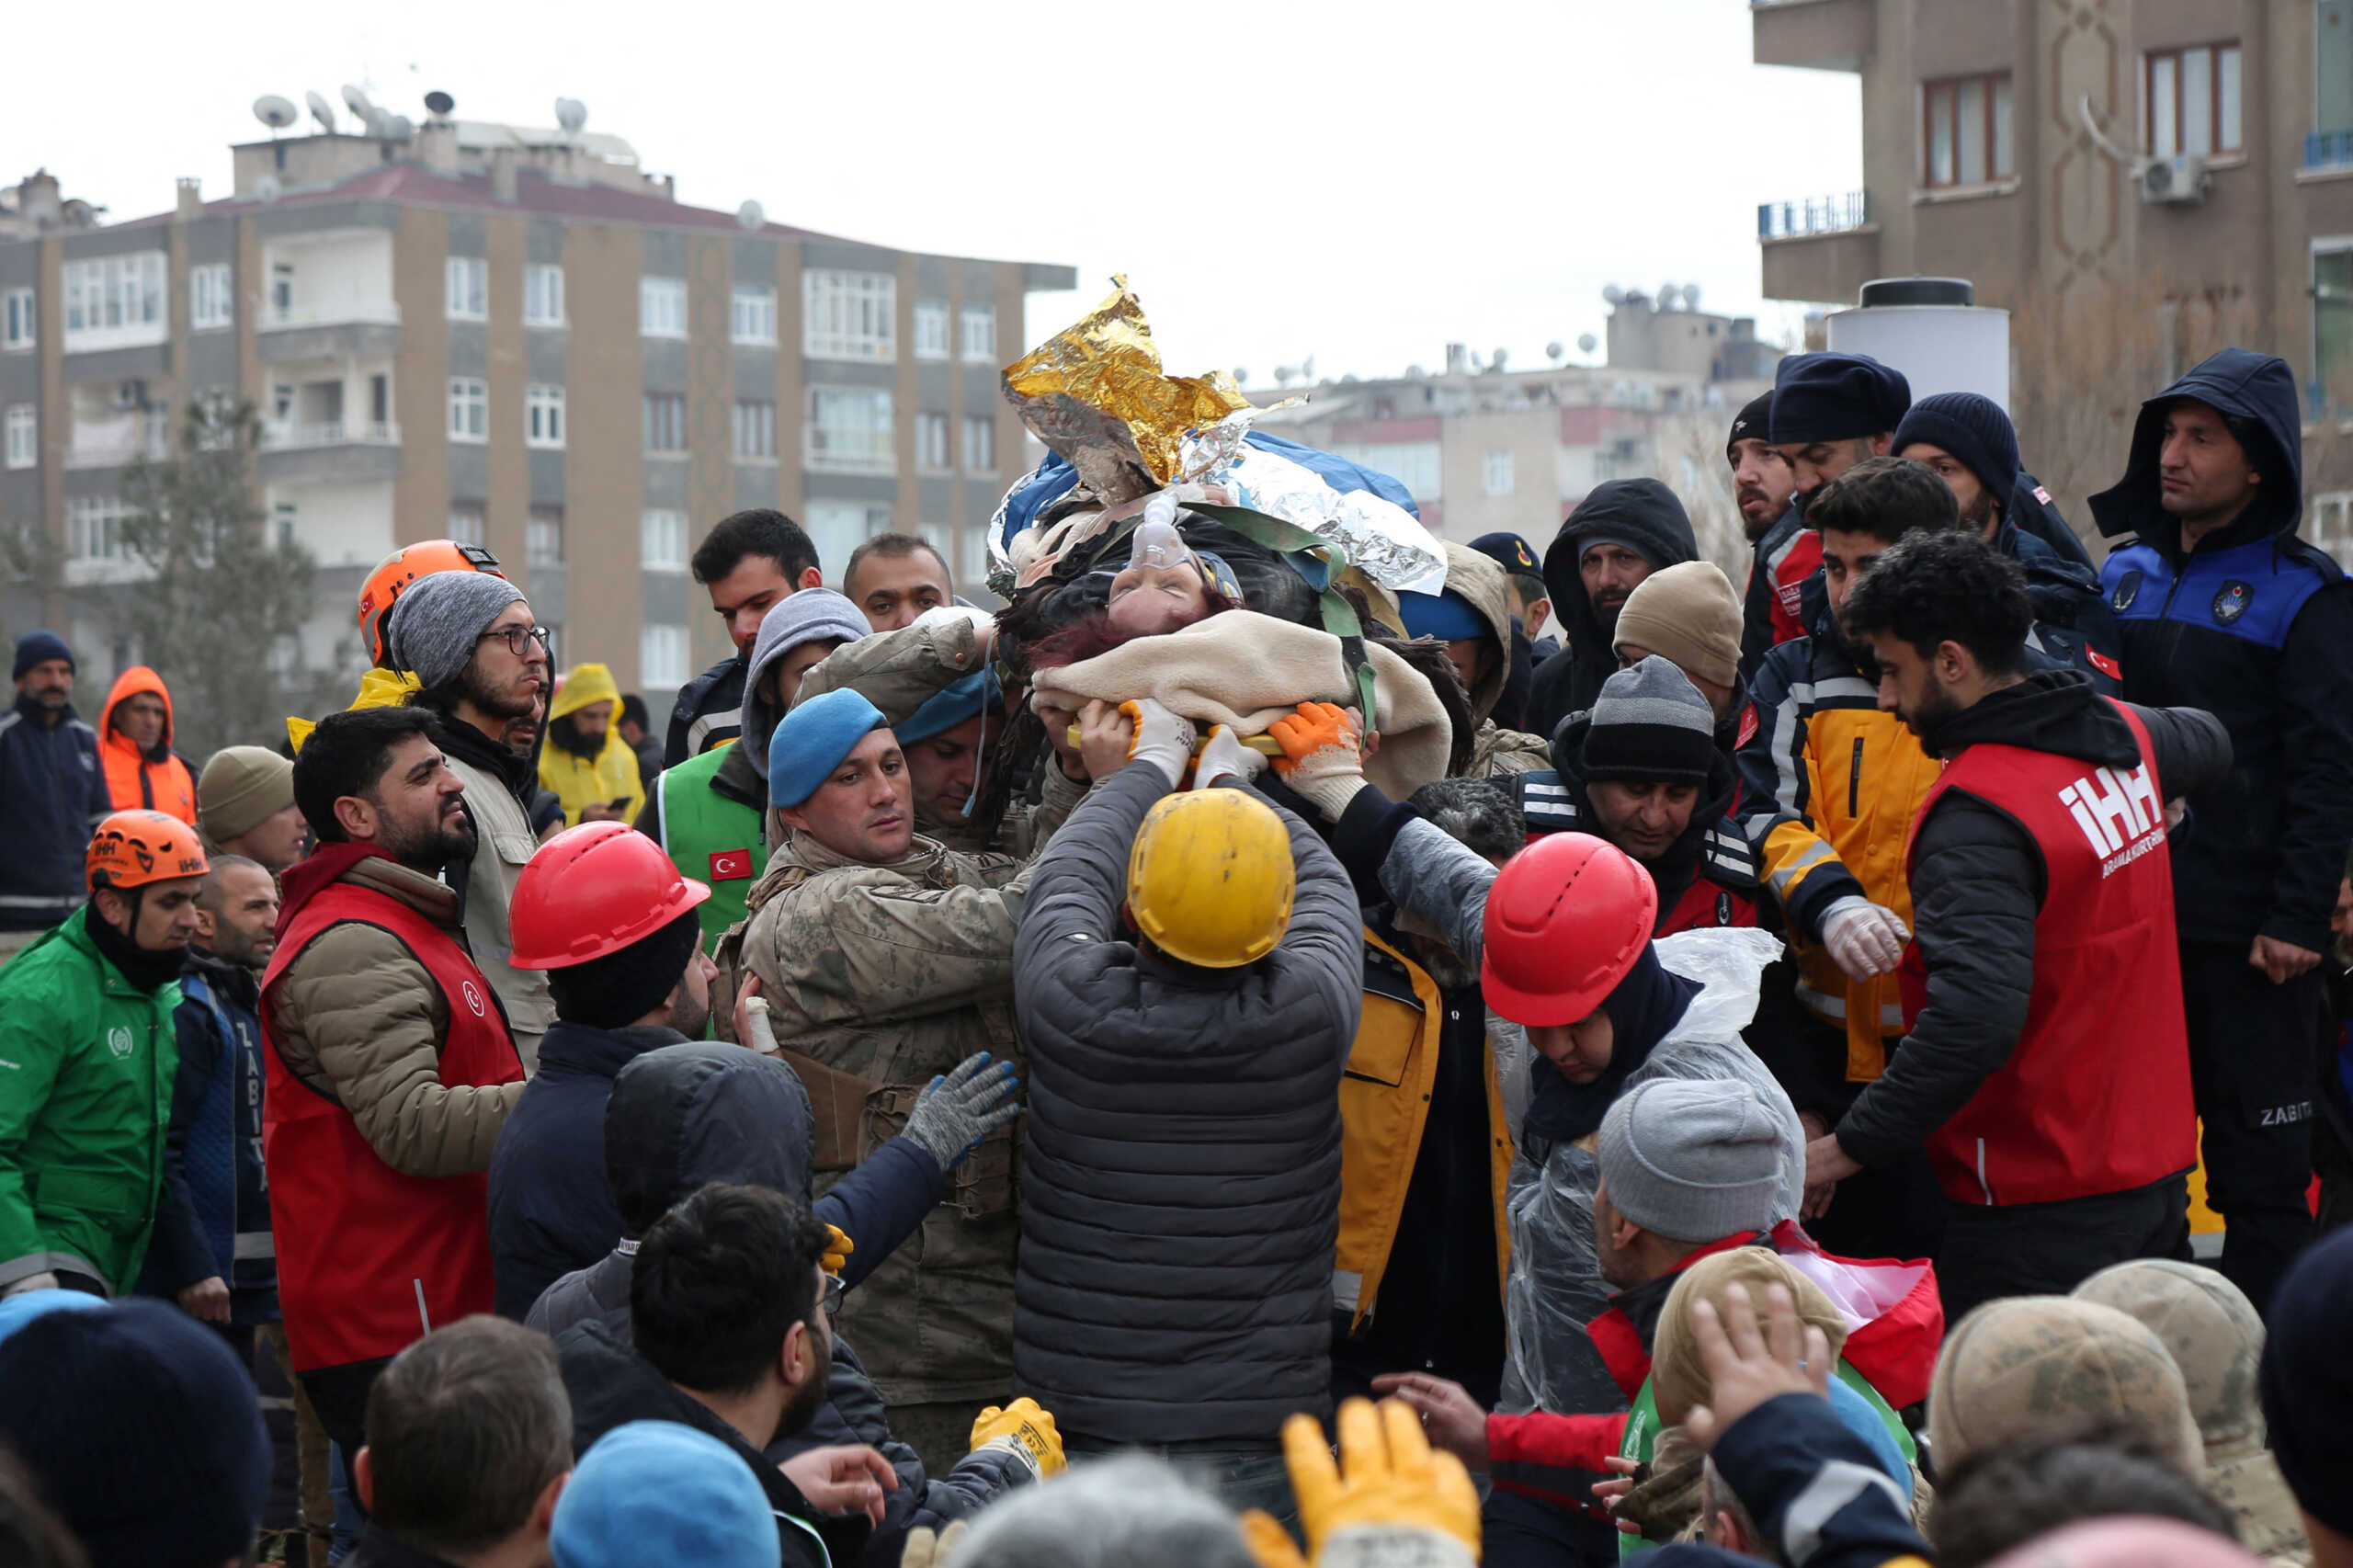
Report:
424,90,455,117
254,95,299,131
1659,283,1679,310
1405,364,1427,379
1682,283,1702,311
554,97,588,133
305,91,338,132
737,199,765,232
255,174,283,205
1577,333,1599,355
379,113,413,142
1233,368,1249,385
341,84,376,123
1491,347,1509,370
1545,341,1565,363
1602,284,1625,306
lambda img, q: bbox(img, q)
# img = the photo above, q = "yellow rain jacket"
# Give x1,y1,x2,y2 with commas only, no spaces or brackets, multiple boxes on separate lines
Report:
286,667,425,753
539,664,642,827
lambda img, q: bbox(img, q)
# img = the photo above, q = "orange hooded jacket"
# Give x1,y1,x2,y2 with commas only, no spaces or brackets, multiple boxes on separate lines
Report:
98,666,198,824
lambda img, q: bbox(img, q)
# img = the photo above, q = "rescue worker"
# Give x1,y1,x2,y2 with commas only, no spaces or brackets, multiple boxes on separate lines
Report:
726,687,1031,1473
383,568,556,1067
666,509,825,767
1010,698,1359,1518
196,745,308,875
0,631,110,966
1526,479,1699,743
1810,529,2229,1321
1727,392,1811,682
539,663,643,826
844,533,956,632
2090,347,2353,1316
97,665,197,824
264,706,526,1455
287,538,504,753
0,809,206,1298
1393,542,1550,778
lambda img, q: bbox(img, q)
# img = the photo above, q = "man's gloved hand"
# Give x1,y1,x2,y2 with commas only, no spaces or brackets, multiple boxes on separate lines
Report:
970,1397,1067,1481
902,1051,1022,1172
1267,701,1370,823
1,1272,59,1300
1194,725,1267,790
821,1224,855,1277
1120,697,1195,788
1819,896,1910,981
901,1521,969,1568
1240,1399,1480,1568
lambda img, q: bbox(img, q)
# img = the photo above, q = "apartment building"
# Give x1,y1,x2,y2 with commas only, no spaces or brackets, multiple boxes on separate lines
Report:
1751,0,2353,564
0,108,1074,717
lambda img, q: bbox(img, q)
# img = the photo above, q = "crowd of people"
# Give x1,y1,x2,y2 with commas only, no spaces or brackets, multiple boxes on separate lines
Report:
0,298,2350,1568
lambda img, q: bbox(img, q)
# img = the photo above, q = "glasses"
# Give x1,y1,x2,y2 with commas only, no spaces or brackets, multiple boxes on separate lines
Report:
477,624,551,660
821,1273,846,1318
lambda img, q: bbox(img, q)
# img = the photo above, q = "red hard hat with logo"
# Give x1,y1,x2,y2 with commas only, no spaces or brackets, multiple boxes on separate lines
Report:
87,809,210,892
508,822,711,970
358,540,506,667
1481,832,1658,1027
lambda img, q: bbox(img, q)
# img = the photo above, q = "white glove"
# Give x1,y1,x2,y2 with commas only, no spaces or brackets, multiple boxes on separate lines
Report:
1120,698,1196,790
1,1272,60,1299
1820,896,1911,981
1193,726,1267,790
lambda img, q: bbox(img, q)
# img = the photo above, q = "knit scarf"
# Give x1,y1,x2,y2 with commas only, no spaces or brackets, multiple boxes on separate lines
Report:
1522,943,1700,1143
83,903,188,994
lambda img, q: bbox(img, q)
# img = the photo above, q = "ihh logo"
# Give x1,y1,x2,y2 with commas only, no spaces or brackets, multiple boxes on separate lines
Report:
2058,763,2164,860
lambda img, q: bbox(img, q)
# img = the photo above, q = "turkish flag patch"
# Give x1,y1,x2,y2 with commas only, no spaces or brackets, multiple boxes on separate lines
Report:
710,848,753,881
2086,649,2121,680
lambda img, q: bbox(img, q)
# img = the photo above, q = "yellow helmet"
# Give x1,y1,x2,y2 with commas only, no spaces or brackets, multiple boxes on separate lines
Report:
1126,790,1296,969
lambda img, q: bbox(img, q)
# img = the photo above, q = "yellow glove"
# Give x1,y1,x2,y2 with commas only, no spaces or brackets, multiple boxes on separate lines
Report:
970,1397,1067,1478
1240,1400,1480,1568
900,1519,968,1568
821,1225,854,1277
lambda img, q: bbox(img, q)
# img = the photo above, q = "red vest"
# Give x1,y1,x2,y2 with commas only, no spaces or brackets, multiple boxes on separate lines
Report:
1903,702,2195,1206
261,872,522,1371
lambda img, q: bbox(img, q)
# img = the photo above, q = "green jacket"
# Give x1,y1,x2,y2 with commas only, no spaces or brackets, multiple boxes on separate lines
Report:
652,743,769,951
0,913,180,1292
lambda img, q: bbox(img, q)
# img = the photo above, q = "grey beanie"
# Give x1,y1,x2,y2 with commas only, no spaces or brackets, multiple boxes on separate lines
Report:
387,570,528,688
1583,654,1717,785
1599,1077,1789,1243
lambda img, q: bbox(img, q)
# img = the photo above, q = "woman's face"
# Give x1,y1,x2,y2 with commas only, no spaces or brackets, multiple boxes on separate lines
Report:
1106,560,1212,637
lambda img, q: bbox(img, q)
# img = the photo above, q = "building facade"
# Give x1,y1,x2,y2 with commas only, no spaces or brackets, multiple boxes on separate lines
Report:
0,113,1073,720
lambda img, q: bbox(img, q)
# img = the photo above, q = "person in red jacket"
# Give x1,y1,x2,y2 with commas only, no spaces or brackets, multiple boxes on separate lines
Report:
97,665,197,824
1804,529,2231,1323
263,706,526,1456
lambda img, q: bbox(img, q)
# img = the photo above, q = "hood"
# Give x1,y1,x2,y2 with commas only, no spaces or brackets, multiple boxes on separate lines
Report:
1437,542,1517,722
1915,669,2137,768
1553,713,1745,912
740,587,868,768
2087,348,2303,551
99,665,174,757
1543,480,1699,665
1928,1296,2205,1479
288,666,424,753
603,1042,816,1236
549,662,620,722
2073,1259,2267,1461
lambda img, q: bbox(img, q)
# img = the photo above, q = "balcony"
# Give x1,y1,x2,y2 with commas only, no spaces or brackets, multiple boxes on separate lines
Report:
1758,190,1871,238
2304,131,2353,176
804,423,896,475
1759,190,1880,304
256,417,402,485
1751,0,1872,72
65,413,168,470
262,419,400,450
256,300,402,364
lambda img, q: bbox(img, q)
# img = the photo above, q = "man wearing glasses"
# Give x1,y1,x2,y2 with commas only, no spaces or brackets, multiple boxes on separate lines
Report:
385,572,559,1068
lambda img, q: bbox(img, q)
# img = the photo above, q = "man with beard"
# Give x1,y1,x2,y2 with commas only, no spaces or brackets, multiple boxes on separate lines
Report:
1810,528,2229,1321
539,663,643,827
1728,392,1810,682
1524,479,1699,743
385,570,557,1067
263,707,527,1454
555,1181,892,1568
0,631,110,966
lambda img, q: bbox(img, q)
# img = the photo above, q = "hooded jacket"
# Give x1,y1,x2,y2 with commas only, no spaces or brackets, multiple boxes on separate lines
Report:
1527,481,1700,742
538,664,642,827
1435,543,1555,780
2090,348,2353,954
0,690,110,933
97,666,197,824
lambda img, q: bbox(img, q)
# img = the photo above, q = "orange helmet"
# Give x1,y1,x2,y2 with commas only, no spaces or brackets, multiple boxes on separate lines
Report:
87,810,210,892
358,540,506,667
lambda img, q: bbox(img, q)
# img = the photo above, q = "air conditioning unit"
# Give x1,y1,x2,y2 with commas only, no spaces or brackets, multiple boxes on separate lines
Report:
2140,153,2210,206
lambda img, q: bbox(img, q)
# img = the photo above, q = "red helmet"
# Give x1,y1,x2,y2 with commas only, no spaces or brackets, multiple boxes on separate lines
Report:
358,540,506,667
88,810,210,892
1480,832,1657,1027
508,822,711,970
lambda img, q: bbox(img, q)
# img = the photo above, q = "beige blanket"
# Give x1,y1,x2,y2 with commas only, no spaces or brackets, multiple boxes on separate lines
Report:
1029,610,1449,797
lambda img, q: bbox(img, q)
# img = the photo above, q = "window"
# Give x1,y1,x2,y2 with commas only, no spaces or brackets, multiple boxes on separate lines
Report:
4,288,32,350
914,301,950,360
1483,449,1515,496
642,509,688,571
1923,73,2015,187
805,501,893,578
804,270,895,360
641,622,690,688
447,256,486,321
67,496,134,561
447,506,485,547
273,501,298,551
189,264,233,332
916,412,950,471
524,264,565,327
449,377,488,442
2149,43,2243,157
528,507,563,567
526,383,565,449
733,400,777,460
270,262,293,319
4,405,34,470
2316,244,2353,411
960,304,996,363
1328,440,1442,501
731,286,777,345
643,393,687,453
61,254,166,351
961,415,995,473
2312,491,2353,571
640,277,688,338
808,387,894,472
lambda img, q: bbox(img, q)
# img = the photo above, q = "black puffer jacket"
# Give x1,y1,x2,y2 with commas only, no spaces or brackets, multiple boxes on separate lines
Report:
1010,765,1362,1448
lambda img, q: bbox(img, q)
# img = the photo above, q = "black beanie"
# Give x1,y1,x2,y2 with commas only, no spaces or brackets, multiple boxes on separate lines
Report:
1581,656,1717,785
1769,352,1911,444
1727,391,1775,460
2260,1225,2353,1535
1893,392,2021,511
548,910,704,1028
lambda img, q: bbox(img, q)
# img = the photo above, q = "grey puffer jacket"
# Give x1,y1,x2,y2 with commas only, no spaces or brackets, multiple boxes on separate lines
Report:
1010,764,1362,1448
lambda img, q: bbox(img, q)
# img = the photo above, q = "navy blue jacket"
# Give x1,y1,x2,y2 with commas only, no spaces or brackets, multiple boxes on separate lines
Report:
138,947,278,1324
661,653,745,769
2091,348,2353,953
0,692,109,933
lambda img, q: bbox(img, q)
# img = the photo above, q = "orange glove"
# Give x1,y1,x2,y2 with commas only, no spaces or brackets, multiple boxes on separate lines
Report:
1265,702,1369,821
1241,1399,1480,1568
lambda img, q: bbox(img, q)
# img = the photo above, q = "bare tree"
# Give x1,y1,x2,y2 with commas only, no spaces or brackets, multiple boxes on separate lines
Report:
1649,412,1752,585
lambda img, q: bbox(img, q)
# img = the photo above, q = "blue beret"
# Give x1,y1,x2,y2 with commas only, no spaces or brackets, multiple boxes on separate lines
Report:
768,688,888,809
897,669,1002,746
1396,588,1490,644
1769,352,1912,445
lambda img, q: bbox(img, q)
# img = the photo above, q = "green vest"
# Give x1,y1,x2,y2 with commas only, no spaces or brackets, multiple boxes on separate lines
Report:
657,744,768,952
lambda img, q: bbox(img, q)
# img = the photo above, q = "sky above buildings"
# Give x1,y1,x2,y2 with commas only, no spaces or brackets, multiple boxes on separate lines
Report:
8,0,1860,386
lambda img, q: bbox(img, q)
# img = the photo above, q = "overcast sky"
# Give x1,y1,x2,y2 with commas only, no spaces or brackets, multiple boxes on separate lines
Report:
7,0,1860,384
